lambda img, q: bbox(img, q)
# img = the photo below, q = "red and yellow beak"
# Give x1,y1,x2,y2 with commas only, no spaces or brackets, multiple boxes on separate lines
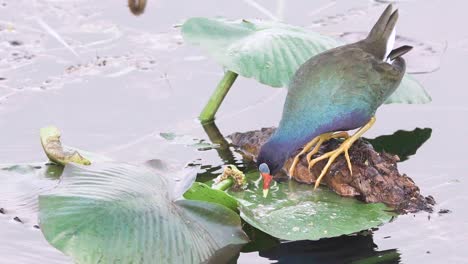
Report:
261,173,273,198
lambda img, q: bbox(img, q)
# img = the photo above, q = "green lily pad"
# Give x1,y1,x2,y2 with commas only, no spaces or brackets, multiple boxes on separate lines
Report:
182,17,431,104
182,18,337,88
385,75,432,104
227,172,394,241
39,162,248,263
183,181,239,212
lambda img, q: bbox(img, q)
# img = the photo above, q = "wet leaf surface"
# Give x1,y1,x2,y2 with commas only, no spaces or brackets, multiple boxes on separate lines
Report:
39,162,248,264
183,181,239,212
227,172,394,241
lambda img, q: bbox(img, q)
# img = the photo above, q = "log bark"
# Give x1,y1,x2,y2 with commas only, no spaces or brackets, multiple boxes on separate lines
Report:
228,127,434,213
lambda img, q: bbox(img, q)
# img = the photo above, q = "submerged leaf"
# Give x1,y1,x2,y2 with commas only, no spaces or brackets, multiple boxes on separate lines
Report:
39,162,248,264
0,163,63,224
182,17,431,104
227,172,394,241
40,126,90,166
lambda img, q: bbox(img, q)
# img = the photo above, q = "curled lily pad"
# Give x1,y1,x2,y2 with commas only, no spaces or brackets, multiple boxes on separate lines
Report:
182,17,431,104
227,172,394,241
39,162,248,263
40,126,91,166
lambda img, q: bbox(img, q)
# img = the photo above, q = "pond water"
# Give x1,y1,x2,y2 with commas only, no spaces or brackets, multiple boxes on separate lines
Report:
0,0,467,263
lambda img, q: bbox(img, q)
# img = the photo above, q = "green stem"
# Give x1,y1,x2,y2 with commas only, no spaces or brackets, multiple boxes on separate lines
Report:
212,178,234,191
199,70,238,124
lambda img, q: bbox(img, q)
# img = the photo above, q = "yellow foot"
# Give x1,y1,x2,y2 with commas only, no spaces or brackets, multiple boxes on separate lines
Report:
309,116,376,190
288,131,349,178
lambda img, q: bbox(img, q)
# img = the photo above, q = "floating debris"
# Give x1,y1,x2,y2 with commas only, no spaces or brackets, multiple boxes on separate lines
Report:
213,165,247,190
40,126,91,166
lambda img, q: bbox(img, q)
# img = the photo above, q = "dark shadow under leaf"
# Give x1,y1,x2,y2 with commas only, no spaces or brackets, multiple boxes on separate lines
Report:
365,128,432,161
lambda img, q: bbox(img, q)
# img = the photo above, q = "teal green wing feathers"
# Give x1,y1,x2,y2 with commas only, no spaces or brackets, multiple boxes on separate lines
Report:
273,46,405,148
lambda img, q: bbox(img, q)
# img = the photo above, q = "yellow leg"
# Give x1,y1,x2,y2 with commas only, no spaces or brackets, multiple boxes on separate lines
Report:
288,132,349,177
309,116,376,190
305,131,349,163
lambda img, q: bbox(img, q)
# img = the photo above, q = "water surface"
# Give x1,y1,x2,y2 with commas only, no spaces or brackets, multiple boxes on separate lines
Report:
0,0,467,263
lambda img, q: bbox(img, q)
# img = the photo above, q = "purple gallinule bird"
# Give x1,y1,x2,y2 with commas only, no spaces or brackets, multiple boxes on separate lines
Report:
258,4,412,197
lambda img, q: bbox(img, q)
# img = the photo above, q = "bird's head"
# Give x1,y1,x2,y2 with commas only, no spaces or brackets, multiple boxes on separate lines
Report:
258,163,273,198
257,139,289,198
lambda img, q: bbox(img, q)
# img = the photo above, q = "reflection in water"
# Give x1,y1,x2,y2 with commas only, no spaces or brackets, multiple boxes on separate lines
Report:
241,224,280,253
258,233,400,264
365,128,432,162
206,244,244,264
242,222,400,263
202,122,237,164
128,0,147,16
201,121,257,166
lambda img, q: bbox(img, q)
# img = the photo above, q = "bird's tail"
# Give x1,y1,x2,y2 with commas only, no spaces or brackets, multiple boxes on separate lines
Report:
366,4,399,60
387,45,412,61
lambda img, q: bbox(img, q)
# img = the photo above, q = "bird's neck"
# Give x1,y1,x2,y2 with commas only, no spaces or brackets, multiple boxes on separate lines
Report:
272,129,321,154
258,129,322,175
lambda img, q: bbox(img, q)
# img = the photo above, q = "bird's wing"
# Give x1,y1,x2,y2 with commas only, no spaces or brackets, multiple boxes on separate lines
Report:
274,47,405,147
344,47,406,108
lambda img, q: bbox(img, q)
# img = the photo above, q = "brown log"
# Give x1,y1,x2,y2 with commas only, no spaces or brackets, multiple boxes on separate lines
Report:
228,127,435,213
